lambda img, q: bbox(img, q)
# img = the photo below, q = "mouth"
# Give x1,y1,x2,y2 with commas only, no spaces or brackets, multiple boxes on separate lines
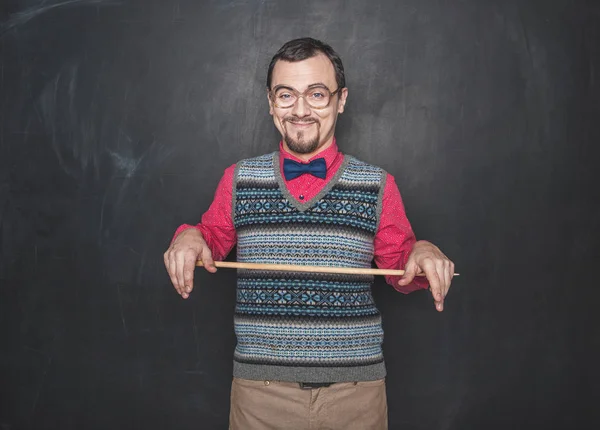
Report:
286,120,317,128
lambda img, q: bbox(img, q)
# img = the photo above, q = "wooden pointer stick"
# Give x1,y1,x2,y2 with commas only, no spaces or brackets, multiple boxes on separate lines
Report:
196,260,459,277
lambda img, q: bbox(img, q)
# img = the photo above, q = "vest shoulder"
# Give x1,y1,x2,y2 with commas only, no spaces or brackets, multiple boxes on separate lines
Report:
344,155,388,177
237,152,277,167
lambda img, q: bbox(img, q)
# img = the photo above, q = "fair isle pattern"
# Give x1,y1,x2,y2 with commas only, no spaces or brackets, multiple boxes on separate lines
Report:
234,314,384,366
236,272,379,317
232,152,388,381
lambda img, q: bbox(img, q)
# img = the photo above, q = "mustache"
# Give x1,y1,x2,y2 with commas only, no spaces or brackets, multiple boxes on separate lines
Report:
285,116,319,124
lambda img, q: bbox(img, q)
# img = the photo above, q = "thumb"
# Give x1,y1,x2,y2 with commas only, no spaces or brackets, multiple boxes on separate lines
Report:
200,248,218,273
398,261,418,286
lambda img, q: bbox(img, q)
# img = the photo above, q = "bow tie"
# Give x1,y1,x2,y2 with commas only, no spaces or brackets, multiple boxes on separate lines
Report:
283,158,327,181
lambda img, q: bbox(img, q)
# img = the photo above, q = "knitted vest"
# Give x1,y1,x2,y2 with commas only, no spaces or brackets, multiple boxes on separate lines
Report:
232,152,387,382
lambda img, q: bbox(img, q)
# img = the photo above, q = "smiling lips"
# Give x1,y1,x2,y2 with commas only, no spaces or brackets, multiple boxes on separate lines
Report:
287,120,317,127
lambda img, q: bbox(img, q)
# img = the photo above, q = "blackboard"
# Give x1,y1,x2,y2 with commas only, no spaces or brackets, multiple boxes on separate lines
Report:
1,0,598,429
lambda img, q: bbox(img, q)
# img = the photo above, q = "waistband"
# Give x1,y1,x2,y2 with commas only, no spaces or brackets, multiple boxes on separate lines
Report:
233,360,387,383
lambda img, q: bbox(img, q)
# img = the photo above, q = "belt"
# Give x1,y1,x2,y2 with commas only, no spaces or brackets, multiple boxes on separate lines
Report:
299,382,334,389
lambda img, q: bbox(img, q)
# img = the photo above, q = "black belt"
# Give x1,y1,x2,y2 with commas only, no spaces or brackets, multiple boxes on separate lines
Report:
299,382,334,389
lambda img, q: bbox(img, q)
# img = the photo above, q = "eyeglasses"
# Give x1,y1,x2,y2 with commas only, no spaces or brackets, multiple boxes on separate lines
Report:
269,84,344,109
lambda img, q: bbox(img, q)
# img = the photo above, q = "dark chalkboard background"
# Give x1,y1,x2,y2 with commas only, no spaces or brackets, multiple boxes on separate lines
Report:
1,0,599,429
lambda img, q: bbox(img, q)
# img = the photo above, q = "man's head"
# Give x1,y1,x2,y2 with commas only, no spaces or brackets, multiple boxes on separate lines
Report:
267,38,348,160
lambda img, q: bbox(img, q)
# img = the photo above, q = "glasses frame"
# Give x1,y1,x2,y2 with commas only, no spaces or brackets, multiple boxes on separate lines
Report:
269,84,344,110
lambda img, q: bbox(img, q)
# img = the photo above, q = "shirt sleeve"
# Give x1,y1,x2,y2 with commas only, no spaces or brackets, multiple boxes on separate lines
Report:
171,164,238,261
373,173,429,294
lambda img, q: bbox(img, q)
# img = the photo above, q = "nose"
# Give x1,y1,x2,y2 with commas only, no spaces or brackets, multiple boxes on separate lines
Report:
291,95,311,118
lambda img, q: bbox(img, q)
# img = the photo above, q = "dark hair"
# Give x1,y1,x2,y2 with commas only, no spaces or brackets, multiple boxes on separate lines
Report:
266,37,346,90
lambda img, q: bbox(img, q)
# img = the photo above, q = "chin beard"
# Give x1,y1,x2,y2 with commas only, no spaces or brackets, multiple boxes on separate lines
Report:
284,132,320,154
283,119,321,154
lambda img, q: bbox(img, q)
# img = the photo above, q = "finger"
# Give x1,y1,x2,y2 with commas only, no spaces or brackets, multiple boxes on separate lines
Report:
168,251,184,297
175,251,189,299
183,252,197,294
424,260,444,311
435,262,447,312
164,251,179,292
201,247,218,273
436,261,447,297
443,260,453,297
398,261,418,286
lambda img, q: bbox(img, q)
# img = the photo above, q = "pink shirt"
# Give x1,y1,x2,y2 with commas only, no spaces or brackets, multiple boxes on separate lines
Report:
173,140,428,293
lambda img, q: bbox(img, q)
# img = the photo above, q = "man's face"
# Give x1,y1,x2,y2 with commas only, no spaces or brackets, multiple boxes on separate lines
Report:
268,53,348,159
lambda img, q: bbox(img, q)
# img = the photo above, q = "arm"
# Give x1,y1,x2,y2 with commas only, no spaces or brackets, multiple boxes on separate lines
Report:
373,174,429,293
164,164,237,299
374,174,455,311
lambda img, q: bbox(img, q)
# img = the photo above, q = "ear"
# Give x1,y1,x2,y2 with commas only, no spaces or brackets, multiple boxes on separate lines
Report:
337,88,349,114
267,88,274,115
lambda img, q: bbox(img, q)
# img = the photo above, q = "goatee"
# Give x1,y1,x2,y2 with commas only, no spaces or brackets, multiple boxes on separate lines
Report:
284,132,319,154
283,118,320,154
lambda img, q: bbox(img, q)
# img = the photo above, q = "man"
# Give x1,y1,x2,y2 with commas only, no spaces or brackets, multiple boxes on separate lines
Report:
164,38,455,430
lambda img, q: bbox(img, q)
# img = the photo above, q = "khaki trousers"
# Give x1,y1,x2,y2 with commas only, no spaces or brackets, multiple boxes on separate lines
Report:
229,377,388,430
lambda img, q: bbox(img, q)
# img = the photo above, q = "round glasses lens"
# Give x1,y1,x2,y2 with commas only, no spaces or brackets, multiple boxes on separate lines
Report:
305,87,330,108
274,88,297,108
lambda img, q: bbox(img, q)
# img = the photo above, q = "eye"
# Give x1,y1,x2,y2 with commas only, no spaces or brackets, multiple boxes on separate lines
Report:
277,92,292,100
307,88,329,101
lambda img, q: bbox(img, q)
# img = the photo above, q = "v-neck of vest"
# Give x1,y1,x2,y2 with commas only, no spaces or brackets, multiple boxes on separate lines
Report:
273,151,351,213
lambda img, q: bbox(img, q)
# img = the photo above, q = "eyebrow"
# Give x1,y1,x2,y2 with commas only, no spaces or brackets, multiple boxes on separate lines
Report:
272,82,332,91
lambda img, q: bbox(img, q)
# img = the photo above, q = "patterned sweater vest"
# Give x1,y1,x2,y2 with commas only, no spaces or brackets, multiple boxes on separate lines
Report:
232,152,388,382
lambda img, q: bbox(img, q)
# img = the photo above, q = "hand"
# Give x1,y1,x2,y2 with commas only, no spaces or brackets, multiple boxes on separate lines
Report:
163,228,217,299
398,240,455,312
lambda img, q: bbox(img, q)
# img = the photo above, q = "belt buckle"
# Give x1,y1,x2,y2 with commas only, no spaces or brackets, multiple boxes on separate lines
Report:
299,382,333,389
